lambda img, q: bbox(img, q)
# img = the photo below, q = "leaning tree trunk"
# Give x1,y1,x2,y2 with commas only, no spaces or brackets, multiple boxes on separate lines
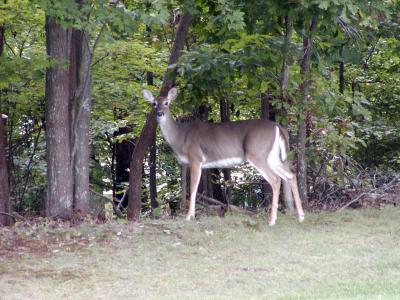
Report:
70,28,91,214
297,18,317,204
45,16,73,218
127,13,193,220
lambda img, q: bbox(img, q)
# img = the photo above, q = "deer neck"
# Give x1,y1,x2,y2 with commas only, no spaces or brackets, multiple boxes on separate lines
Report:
157,110,182,151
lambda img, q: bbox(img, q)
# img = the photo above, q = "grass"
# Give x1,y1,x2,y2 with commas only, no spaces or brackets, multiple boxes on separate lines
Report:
1,208,400,299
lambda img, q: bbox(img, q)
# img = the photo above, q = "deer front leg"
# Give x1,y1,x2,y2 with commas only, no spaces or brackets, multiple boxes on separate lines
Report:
187,161,202,220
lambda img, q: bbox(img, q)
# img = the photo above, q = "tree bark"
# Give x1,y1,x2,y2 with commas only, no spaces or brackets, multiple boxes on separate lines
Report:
297,18,317,204
280,16,292,102
339,45,345,94
219,98,232,203
279,16,295,213
149,134,158,209
260,93,270,121
127,13,192,220
260,93,271,207
180,165,188,211
45,16,73,218
0,111,11,226
0,25,11,226
147,71,158,210
71,28,91,214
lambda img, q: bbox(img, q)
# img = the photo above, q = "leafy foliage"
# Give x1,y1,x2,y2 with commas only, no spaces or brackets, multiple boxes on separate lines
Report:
1,0,399,216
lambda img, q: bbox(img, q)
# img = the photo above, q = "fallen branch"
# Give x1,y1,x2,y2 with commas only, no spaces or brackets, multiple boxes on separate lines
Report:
0,211,25,223
339,176,399,211
117,188,129,211
197,193,254,215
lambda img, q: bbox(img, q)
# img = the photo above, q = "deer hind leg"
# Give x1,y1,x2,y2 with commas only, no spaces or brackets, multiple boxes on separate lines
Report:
187,161,202,220
270,160,305,223
247,157,281,226
286,169,305,222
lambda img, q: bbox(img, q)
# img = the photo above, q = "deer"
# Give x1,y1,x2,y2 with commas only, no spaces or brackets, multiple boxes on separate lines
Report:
143,87,304,226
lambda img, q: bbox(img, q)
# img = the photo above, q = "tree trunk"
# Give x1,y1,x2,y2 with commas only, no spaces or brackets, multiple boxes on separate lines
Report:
219,98,232,203
297,18,317,204
280,16,292,103
0,25,11,226
127,13,192,220
45,16,73,218
339,45,345,94
149,134,158,209
0,25,4,55
146,71,158,210
71,28,91,214
279,16,295,213
180,165,188,210
336,45,346,187
260,93,271,207
260,93,270,121
0,112,11,226
68,25,91,216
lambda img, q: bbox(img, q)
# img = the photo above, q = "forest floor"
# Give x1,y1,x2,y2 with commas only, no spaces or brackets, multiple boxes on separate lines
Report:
1,207,400,300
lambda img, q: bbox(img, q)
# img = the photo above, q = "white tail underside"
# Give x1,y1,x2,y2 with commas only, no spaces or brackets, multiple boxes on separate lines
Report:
267,127,293,181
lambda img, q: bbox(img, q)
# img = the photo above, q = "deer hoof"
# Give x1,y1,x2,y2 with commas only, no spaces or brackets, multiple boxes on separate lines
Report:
268,219,276,226
186,214,195,221
298,213,305,223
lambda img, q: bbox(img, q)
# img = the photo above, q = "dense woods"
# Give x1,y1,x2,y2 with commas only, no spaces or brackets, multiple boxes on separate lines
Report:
0,0,399,225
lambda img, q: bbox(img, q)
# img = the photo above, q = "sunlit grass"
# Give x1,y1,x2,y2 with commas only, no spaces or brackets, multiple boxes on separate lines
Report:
1,208,400,299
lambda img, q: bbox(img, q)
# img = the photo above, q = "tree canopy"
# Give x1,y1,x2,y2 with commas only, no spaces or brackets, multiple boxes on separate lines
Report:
0,0,399,223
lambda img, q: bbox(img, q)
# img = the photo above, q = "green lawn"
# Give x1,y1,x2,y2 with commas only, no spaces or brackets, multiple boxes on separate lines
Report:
1,208,400,299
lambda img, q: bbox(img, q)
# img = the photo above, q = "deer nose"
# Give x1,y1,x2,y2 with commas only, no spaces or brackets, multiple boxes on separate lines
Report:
157,111,164,117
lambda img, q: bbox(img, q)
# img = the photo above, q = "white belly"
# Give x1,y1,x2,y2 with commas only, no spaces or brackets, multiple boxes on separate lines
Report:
202,157,243,169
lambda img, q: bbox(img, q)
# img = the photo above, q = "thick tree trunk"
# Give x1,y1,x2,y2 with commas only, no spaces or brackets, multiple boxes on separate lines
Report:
297,18,317,204
45,16,73,218
127,13,192,220
71,29,91,214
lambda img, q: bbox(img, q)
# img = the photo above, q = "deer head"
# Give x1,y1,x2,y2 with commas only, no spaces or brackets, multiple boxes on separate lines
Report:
143,88,178,117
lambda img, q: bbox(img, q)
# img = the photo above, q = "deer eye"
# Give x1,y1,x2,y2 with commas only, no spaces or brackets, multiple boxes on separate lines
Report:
152,102,157,107
164,101,169,106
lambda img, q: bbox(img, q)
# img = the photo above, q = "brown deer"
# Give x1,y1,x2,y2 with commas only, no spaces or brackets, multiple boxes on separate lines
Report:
143,87,304,225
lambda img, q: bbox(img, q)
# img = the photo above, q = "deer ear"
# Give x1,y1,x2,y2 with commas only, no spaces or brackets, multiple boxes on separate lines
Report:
167,87,178,102
143,89,154,103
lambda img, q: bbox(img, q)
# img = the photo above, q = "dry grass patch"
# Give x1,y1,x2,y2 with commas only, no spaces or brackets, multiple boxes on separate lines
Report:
1,208,400,299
